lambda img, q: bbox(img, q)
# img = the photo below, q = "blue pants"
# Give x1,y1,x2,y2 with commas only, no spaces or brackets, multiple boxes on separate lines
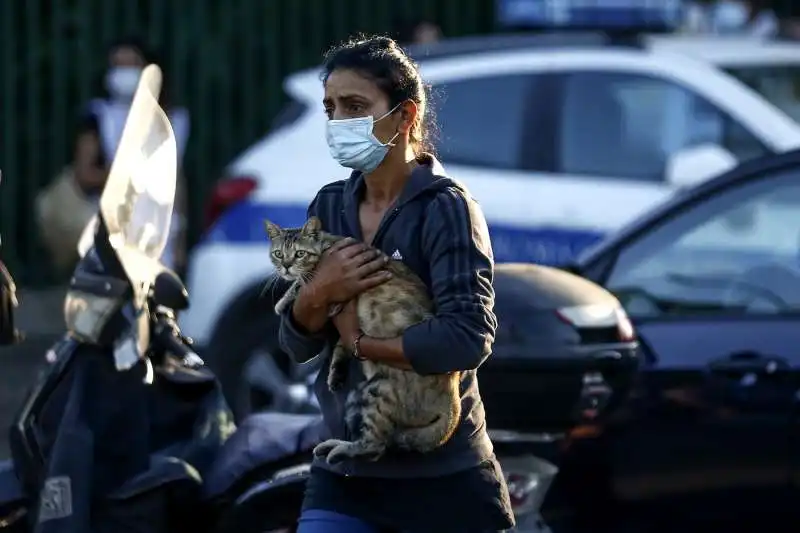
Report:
297,509,381,533
296,509,507,533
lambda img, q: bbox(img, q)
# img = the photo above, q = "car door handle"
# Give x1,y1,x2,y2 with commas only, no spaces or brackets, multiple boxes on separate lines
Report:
707,351,789,375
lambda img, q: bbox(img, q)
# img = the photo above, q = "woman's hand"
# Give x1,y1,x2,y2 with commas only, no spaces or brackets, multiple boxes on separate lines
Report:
331,300,361,348
307,238,391,306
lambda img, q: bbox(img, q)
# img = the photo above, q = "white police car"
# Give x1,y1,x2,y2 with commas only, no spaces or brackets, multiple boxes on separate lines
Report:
181,32,800,414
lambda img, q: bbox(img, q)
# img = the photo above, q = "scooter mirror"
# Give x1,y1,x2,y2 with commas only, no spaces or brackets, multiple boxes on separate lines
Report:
153,270,189,311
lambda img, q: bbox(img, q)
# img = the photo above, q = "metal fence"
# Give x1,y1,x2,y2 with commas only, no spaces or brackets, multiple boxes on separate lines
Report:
5,0,800,284
1,0,495,285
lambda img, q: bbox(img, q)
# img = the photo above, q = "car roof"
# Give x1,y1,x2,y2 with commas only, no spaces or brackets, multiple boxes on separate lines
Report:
284,32,800,99
404,32,619,60
644,35,800,65
574,148,800,270
407,32,800,65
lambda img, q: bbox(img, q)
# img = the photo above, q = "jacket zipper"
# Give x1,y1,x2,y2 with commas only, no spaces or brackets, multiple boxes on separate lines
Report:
370,207,401,247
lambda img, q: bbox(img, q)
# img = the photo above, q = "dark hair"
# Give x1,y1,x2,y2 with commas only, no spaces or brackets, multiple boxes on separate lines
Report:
321,36,433,154
108,35,153,65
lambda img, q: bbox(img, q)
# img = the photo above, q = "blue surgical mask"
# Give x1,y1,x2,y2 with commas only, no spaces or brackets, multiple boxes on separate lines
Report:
326,104,401,173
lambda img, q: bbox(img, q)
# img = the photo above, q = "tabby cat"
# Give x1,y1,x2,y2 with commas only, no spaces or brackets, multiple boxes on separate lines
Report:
265,216,461,465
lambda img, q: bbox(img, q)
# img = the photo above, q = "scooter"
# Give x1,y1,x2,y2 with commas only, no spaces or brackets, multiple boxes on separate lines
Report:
0,65,234,533
202,411,558,533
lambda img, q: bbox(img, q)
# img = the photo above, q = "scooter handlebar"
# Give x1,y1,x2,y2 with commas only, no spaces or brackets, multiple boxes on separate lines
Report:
152,315,204,368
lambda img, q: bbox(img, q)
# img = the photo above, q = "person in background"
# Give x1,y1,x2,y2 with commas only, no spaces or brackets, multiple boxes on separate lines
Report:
710,0,778,36
35,37,190,277
395,17,443,46
681,0,713,33
746,0,779,37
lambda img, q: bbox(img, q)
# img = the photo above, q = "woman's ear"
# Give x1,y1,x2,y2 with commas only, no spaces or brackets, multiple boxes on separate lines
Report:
398,100,418,135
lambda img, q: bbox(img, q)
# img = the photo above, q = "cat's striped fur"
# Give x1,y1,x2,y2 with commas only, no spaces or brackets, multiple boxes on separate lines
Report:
265,216,461,465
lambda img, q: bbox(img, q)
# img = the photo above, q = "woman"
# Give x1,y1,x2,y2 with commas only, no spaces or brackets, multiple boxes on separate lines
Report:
278,36,514,533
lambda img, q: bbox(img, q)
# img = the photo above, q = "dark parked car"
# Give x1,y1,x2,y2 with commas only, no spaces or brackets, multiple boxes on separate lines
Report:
553,148,800,532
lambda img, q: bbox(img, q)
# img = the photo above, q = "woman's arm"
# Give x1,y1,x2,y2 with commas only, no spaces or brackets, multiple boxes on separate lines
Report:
354,187,497,374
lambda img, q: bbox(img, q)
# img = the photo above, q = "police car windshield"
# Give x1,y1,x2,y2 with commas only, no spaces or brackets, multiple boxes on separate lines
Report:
724,65,800,123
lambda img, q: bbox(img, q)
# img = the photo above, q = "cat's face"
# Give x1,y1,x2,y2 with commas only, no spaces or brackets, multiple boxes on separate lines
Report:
264,217,325,281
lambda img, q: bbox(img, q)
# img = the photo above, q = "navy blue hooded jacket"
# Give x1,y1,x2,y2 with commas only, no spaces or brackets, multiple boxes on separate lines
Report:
278,156,498,478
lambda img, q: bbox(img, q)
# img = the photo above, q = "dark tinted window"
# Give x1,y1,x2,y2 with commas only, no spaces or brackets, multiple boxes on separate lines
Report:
605,167,800,318
725,65,800,123
432,74,538,170
557,72,767,182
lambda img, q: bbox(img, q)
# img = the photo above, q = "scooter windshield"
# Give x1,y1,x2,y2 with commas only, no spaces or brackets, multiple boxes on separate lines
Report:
77,65,177,301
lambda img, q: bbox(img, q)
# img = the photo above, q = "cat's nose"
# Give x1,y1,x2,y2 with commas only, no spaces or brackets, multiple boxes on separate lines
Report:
282,260,292,269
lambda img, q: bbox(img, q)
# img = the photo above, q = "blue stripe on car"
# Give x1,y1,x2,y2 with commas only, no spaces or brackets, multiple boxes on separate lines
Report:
202,200,605,266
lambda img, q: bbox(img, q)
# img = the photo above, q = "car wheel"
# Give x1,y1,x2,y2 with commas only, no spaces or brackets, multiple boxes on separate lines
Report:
203,294,319,422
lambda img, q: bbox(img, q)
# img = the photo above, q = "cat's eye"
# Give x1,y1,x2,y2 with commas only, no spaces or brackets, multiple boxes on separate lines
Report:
295,250,307,258
272,250,283,259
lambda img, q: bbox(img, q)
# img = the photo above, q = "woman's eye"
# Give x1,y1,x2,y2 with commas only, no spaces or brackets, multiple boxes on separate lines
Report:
273,250,283,259
349,103,364,113
295,250,307,258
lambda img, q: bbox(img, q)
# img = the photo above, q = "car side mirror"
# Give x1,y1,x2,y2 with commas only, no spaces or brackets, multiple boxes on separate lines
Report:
665,144,736,189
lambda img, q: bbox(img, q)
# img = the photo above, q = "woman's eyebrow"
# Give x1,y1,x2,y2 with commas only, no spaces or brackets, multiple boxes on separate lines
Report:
339,94,369,103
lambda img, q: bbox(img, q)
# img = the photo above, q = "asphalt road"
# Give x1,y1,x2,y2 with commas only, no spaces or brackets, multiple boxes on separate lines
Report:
0,288,68,458
0,336,56,458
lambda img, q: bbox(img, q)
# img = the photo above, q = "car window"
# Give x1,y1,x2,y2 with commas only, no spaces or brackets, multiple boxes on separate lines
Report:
432,74,538,170
605,167,800,318
557,72,767,182
724,65,800,123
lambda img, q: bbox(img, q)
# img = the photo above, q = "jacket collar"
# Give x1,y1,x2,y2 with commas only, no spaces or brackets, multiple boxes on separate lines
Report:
342,154,449,240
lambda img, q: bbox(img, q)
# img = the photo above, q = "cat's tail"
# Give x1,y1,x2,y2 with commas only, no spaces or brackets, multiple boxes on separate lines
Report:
395,375,461,453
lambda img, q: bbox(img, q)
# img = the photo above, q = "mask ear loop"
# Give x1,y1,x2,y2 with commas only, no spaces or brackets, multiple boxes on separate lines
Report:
374,102,405,147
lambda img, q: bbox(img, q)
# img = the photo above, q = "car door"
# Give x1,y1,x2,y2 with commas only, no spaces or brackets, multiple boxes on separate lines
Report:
578,162,800,526
427,71,571,264
420,50,772,267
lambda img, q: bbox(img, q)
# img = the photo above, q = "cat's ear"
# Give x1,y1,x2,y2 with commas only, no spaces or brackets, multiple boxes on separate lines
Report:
264,219,282,241
302,216,322,236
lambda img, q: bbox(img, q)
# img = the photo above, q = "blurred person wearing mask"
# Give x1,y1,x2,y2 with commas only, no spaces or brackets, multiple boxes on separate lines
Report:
710,0,777,37
35,37,190,277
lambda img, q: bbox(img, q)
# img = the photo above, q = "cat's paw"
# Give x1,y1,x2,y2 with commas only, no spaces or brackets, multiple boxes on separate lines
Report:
325,443,384,465
313,439,348,459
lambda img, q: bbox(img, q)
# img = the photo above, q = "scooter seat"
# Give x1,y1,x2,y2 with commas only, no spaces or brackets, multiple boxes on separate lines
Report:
204,412,325,498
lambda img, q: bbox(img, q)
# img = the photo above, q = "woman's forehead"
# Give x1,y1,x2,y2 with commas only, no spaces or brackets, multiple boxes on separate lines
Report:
324,69,385,101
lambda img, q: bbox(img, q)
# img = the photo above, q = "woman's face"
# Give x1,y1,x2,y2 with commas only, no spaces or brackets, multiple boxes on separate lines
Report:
323,69,403,144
